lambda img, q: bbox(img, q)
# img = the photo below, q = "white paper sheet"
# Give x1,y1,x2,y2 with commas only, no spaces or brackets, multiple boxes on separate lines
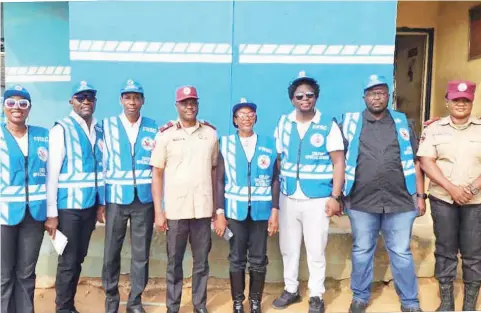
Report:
49,230,68,255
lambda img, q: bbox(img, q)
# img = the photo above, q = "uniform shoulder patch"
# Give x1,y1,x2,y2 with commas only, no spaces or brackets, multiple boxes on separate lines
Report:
201,120,216,130
159,121,174,133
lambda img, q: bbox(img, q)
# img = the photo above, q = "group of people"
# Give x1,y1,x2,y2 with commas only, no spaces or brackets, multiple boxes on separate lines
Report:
0,71,479,313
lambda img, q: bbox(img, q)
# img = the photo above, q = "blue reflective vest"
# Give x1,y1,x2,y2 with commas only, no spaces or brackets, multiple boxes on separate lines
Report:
0,124,48,225
103,116,158,205
220,134,277,221
56,116,105,209
342,110,416,196
277,112,334,198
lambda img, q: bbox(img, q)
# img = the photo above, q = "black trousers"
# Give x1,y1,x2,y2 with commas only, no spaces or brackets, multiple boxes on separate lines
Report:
166,218,211,312
430,196,481,284
102,196,154,312
55,206,97,313
1,209,44,313
228,215,268,273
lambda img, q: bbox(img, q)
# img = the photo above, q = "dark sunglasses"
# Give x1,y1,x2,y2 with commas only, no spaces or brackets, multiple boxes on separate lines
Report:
74,94,96,103
295,91,315,100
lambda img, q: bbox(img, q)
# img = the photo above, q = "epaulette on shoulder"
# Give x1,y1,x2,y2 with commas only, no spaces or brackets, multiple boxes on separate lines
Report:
201,120,216,130
159,121,174,133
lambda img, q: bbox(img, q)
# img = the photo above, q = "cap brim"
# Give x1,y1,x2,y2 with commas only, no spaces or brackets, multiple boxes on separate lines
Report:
73,89,97,96
447,92,474,101
4,90,31,101
290,77,317,86
233,103,257,114
364,81,388,90
176,95,198,102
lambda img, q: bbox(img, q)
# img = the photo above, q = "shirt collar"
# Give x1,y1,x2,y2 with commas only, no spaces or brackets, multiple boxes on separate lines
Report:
363,109,392,123
69,111,97,132
439,115,481,127
287,109,321,123
175,119,200,130
119,112,142,127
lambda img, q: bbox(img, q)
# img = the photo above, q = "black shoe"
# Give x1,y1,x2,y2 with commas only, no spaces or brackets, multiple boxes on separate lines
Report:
249,270,266,313
463,282,481,311
349,300,368,313
272,290,301,309
401,306,422,312
436,283,455,311
193,309,209,313
230,271,246,313
127,306,147,313
308,297,324,313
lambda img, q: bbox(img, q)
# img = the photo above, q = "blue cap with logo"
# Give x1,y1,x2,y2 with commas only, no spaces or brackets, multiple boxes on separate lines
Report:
120,79,144,95
72,80,97,96
290,70,317,86
4,84,31,102
232,97,257,115
364,74,389,91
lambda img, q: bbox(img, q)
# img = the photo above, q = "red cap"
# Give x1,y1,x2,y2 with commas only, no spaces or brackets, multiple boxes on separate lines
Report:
175,86,198,102
446,80,476,101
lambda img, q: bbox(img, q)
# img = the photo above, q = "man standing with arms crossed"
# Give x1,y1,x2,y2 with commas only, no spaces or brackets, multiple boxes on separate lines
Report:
341,75,425,313
101,79,158,313
44,81,105,313
272,71,345,313
150,86,218,313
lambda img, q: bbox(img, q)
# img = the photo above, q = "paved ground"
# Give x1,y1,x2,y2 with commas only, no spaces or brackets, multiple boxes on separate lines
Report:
34,277,480,313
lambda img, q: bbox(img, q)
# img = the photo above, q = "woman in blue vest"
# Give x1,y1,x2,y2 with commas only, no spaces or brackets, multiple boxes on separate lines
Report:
214,98,280,313
0,85,49,313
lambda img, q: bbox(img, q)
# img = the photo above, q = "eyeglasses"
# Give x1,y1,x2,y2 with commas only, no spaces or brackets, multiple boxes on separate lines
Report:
4,98,31,110
235,112,256,120
366,91,389,98
74,94,96,103
294,91,315,100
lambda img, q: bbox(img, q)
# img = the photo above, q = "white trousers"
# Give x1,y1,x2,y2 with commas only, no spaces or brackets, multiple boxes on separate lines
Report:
278,193,330,298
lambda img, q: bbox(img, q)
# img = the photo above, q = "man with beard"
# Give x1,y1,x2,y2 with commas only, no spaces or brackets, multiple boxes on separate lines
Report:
150,86,218,313
272,71,345,313
340,75,425,313
45,81,105,313
101,79,158,313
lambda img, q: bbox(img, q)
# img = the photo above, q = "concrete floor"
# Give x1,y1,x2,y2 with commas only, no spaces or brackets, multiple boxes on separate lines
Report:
34,277,480,313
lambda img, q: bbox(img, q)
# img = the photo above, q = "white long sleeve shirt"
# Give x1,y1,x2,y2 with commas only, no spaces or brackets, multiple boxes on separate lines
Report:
46,111,98,218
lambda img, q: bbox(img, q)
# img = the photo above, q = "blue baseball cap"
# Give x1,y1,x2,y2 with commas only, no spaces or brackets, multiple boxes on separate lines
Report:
72,80,97,96
364,74,389,91
4,85,31,102
232,97,257,115
290,70,317,86
120,79,144,95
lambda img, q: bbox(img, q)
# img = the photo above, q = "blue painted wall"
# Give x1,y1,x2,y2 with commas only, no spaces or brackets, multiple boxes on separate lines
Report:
4,0,397,137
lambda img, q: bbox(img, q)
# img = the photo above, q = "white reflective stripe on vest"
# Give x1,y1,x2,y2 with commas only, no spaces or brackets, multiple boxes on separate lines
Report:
402,160,415,176
105,169,152,179
281,170,333,180
2,194,47,202
225,185,271,195
58,172,103,182
225,193,272,202
1,184,47,202
58,181,99,188
105,178,152,185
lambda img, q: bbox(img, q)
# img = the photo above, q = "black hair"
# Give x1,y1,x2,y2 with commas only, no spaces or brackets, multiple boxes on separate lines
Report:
288,77,320,100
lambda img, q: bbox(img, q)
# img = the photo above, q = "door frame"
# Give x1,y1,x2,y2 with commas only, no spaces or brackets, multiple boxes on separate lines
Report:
395,27,434,122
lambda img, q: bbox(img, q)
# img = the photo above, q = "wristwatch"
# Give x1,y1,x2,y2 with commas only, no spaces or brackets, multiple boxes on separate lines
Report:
469,185,479,195
330,194,342,203
416,193,427,199
216,208,225,215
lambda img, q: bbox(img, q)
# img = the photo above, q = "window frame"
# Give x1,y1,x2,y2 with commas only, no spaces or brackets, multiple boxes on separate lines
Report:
468,3,481,61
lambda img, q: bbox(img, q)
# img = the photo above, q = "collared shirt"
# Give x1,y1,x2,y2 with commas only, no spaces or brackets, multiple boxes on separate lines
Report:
119,112,142,153
240,133,257,162
150,119,218,220
417,115,481,204
345,110,418,213
274,109,344,200
46,111,98,217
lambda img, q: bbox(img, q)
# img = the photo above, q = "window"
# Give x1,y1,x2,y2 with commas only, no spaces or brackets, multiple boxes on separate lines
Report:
469,3,481,60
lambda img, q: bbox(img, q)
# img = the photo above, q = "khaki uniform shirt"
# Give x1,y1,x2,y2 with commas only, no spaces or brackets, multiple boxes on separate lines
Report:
417,116,481,204
150,119,218,220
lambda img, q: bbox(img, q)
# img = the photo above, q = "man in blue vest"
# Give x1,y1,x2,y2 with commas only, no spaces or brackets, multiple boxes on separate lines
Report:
272,71,345,313
340,75,426,313
1,85,49,313
45,80,105,313
214,98,280,313
101,79,157,313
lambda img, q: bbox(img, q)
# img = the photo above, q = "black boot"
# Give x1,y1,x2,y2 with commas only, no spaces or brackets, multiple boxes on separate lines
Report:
463,282,480,311
249,270,266,313
436,282,455,311
230,271,245,313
